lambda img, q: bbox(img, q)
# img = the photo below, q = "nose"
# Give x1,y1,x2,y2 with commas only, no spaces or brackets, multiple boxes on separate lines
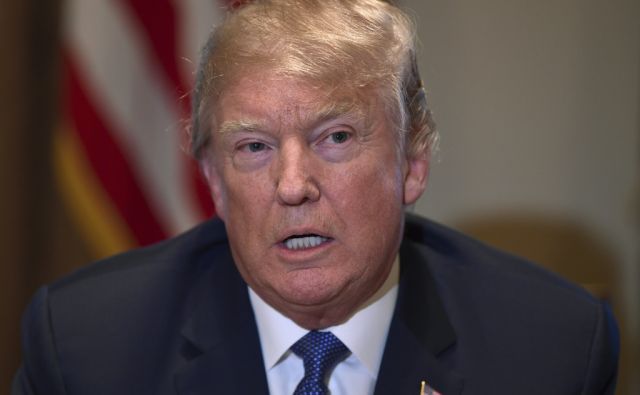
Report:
274,139,320,206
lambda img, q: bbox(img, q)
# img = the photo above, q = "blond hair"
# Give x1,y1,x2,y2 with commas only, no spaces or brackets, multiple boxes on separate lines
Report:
190,0,436,160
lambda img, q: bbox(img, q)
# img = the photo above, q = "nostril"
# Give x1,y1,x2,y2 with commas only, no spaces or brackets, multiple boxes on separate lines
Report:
275,171,319,205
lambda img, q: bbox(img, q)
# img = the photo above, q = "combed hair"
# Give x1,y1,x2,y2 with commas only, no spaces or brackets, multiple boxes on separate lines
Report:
190,0,437,160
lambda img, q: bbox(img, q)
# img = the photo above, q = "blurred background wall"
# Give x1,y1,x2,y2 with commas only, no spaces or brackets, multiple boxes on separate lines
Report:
1,0,638,393
411,0,639,305
407,1,639,393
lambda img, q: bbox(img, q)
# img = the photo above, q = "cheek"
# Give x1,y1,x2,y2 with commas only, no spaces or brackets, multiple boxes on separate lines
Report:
340,156,404,199
221,171,275,232
330,159,404,226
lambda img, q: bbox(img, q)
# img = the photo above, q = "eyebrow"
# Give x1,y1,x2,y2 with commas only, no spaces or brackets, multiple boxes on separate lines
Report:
309,101,365,127
216,101,367,135
217,120,262,135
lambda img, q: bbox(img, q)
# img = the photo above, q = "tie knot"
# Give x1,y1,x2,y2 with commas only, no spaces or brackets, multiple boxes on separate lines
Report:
291,331,350,395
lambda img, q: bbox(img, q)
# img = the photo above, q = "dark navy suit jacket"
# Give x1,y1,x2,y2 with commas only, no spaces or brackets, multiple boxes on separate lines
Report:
13,214,619,394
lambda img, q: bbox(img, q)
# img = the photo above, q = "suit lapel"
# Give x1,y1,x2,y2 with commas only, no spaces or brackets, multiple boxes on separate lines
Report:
174,244,269,394
374,241,464,395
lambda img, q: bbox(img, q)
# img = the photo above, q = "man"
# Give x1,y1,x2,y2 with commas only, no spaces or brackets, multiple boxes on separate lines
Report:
13,0,618,394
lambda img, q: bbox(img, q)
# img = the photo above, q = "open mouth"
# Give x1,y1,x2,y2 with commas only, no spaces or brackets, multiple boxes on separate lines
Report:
282,234,332,250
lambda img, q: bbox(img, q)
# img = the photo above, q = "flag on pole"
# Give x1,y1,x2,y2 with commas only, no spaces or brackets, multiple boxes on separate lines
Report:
56,1,230,257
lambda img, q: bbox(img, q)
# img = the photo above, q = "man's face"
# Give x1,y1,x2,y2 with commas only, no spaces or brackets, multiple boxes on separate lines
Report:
204,73,428,328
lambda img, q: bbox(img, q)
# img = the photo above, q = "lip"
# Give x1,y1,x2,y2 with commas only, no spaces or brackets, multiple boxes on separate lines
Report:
274,227,335,261
276,238,335,262
276,227,333,244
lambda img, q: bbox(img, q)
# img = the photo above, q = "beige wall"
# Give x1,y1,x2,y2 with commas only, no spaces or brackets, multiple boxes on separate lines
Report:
403,0,639,392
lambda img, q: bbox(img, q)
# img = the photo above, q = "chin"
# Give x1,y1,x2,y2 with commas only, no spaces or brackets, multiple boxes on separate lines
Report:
277,271,346,307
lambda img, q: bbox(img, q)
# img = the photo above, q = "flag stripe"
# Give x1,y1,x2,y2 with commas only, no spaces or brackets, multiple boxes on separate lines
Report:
65,56,167,245
119,0,190,113
119,0,215,218
54,127,136,256
66,0,202,235
59,0,222,255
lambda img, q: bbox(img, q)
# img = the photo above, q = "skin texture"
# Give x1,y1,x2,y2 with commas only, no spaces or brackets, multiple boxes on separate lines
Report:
204,73,429,329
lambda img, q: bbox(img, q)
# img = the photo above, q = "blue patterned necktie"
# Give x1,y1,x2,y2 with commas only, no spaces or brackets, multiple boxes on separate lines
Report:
291,331,350,395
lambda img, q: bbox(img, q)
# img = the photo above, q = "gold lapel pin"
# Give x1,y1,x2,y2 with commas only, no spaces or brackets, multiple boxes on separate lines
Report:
420,380,441,395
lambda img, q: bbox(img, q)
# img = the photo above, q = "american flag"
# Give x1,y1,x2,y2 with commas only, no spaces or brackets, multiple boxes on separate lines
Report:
56,0,234,257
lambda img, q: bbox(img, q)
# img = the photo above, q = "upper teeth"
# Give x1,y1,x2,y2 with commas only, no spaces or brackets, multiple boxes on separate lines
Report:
284,235,329,250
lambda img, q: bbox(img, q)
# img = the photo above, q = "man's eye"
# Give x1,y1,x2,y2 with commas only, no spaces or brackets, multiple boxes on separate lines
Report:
329,131,350,144
244,142,266,152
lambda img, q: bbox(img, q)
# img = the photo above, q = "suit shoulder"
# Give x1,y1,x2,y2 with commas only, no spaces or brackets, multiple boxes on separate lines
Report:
403,213,599,306
42,218,231,328
50,218,228,293
402,214,619,392
17,219,240,393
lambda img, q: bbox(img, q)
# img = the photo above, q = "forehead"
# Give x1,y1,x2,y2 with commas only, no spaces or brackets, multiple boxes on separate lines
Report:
213,73,379,129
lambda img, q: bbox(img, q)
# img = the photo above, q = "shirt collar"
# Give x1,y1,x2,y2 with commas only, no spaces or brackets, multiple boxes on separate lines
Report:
249,256,399,378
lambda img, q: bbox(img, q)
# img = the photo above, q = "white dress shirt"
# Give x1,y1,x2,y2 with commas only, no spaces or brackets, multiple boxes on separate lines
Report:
249,258,399,395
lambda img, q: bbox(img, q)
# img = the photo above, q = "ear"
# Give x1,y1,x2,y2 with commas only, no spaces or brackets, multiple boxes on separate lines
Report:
202,158,227,221
403,152,429,205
